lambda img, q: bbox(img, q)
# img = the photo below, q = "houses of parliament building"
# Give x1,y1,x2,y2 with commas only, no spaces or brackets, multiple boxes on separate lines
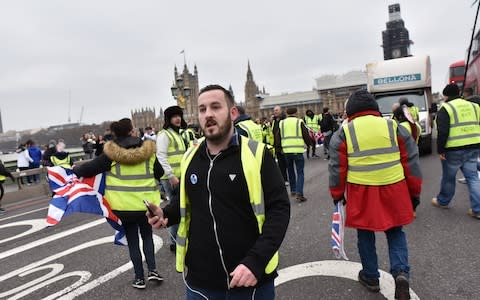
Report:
131,62,366,131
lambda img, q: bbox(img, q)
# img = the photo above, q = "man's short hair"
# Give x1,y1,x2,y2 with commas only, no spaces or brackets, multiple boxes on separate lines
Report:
323,107,329,113
199,84,235,107
236,105,246,115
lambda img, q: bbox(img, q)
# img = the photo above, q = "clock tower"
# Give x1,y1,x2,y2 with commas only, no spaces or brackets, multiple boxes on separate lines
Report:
382,3,413,60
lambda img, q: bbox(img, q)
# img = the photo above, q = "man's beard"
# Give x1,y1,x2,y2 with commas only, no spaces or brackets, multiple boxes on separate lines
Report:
203,114,232,143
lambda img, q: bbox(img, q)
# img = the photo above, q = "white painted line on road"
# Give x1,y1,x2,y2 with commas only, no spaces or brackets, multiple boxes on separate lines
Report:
0,234,163,299
0,236,112,283
57,234,163,299
0,219,46,245
275,260,420,300
0,206,48,222
0,218,105,260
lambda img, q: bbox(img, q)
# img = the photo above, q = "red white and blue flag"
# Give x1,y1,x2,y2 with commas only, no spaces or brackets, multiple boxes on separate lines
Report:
46,166,127,245
331,202,348,260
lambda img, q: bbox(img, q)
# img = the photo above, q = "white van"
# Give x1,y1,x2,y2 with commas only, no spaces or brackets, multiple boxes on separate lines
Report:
367,55,433,154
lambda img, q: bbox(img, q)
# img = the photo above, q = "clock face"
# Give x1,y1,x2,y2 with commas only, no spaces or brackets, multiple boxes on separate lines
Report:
392,49,401,58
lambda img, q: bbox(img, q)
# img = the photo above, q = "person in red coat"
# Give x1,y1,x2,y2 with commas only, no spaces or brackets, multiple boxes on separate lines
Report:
328,90,422,300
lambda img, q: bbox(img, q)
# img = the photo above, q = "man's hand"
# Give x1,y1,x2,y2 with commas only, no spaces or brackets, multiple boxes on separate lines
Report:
169,175,179,188
146,203,168,229
229,264,257,288
439,153,446,160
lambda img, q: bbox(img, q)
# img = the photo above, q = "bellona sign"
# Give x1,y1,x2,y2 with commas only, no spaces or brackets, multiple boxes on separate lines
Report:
373,73,422,85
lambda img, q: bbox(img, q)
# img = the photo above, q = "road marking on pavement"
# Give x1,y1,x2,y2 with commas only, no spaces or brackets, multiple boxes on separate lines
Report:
0,219,46,245
0,235,163,299
0,218,105,260
0,206,48,222
275,260,420,300
57,235,163,299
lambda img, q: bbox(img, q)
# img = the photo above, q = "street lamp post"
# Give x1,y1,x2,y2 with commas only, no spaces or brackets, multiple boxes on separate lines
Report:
170,76,192,122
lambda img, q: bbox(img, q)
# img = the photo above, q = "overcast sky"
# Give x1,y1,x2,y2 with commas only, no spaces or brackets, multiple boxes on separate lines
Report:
1,0,477,131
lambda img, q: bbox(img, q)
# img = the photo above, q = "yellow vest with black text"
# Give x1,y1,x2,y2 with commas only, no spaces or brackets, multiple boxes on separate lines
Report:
343,115,404,185
237,119,264,142
443,99,480,148
280,117,305,154
105,155,160,211
50,155,72,168
161,128,187,179
175,136,279,274
305,115,320,133
181,128,197,148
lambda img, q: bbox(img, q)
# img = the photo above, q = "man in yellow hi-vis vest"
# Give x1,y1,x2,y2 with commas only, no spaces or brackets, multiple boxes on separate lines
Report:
234,105,264,142
73,118,164,289
277,107,311,202
156,105,188,252
329,90,422,299
147,84,290,299
0,160,15,213
433,83,480,220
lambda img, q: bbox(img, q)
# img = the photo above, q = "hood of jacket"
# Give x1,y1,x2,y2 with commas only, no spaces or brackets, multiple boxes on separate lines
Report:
103,137,156,165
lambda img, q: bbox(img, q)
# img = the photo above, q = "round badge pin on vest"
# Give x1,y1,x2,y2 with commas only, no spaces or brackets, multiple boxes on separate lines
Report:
190,174,198,184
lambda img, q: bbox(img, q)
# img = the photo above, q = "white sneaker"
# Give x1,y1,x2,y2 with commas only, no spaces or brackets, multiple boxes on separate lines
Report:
458,177,467,184
285,181,289,187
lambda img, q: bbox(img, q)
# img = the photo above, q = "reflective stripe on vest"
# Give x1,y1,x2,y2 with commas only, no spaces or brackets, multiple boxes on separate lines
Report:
181,128,197,147
305,115,320,132
50,156,71,168
105,155,160,211
176,136,279,275
443,99,480,148
280,117,304,154
400,121,421,144
161,129,187,179
237,119,264,142
343,115,404,185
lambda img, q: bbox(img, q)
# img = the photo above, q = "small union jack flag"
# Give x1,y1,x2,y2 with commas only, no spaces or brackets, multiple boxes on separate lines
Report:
46,166,127,245
331,202,348,260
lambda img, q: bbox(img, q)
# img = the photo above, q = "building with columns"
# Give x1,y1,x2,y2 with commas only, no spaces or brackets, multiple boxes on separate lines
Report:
315,71,367,114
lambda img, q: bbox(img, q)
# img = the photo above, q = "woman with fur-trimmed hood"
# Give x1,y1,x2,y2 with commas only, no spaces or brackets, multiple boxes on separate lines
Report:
73,118,164,289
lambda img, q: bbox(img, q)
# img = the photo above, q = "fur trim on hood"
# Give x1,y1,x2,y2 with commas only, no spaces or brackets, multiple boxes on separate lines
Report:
103,139,156,165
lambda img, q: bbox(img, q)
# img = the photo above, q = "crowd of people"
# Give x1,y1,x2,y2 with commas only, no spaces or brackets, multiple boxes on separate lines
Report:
4,81,479,299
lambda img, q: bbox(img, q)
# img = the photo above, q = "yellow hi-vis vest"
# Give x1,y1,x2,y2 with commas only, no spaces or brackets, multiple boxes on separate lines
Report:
305,115,320,133
343,115,405,185
105,155,160,211
443,98,480,148
408,106,420,122
399,121,421,144
50,155,72,168
280,117,305,154
181,128,197,148
0,175,5,181
176,136,279,274
237,119,264,142
161,128,187,179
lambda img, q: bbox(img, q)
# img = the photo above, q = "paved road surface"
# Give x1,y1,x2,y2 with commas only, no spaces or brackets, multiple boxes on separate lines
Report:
0,149,479,299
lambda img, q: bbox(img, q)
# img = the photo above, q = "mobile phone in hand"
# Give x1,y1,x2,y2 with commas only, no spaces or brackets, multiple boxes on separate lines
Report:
143,199,155,215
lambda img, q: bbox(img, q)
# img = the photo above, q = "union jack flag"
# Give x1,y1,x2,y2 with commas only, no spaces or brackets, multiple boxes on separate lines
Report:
46,166,127,245
331,202,348,260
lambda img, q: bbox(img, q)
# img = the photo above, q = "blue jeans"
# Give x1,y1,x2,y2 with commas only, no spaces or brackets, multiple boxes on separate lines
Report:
285,153,305,196
161,179,178,245
116,212,156,280
357,227,409,279
186,280,275,300
437,148,480,213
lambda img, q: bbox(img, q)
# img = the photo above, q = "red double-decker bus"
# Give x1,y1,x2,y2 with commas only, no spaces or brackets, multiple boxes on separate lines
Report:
448,60,465,90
